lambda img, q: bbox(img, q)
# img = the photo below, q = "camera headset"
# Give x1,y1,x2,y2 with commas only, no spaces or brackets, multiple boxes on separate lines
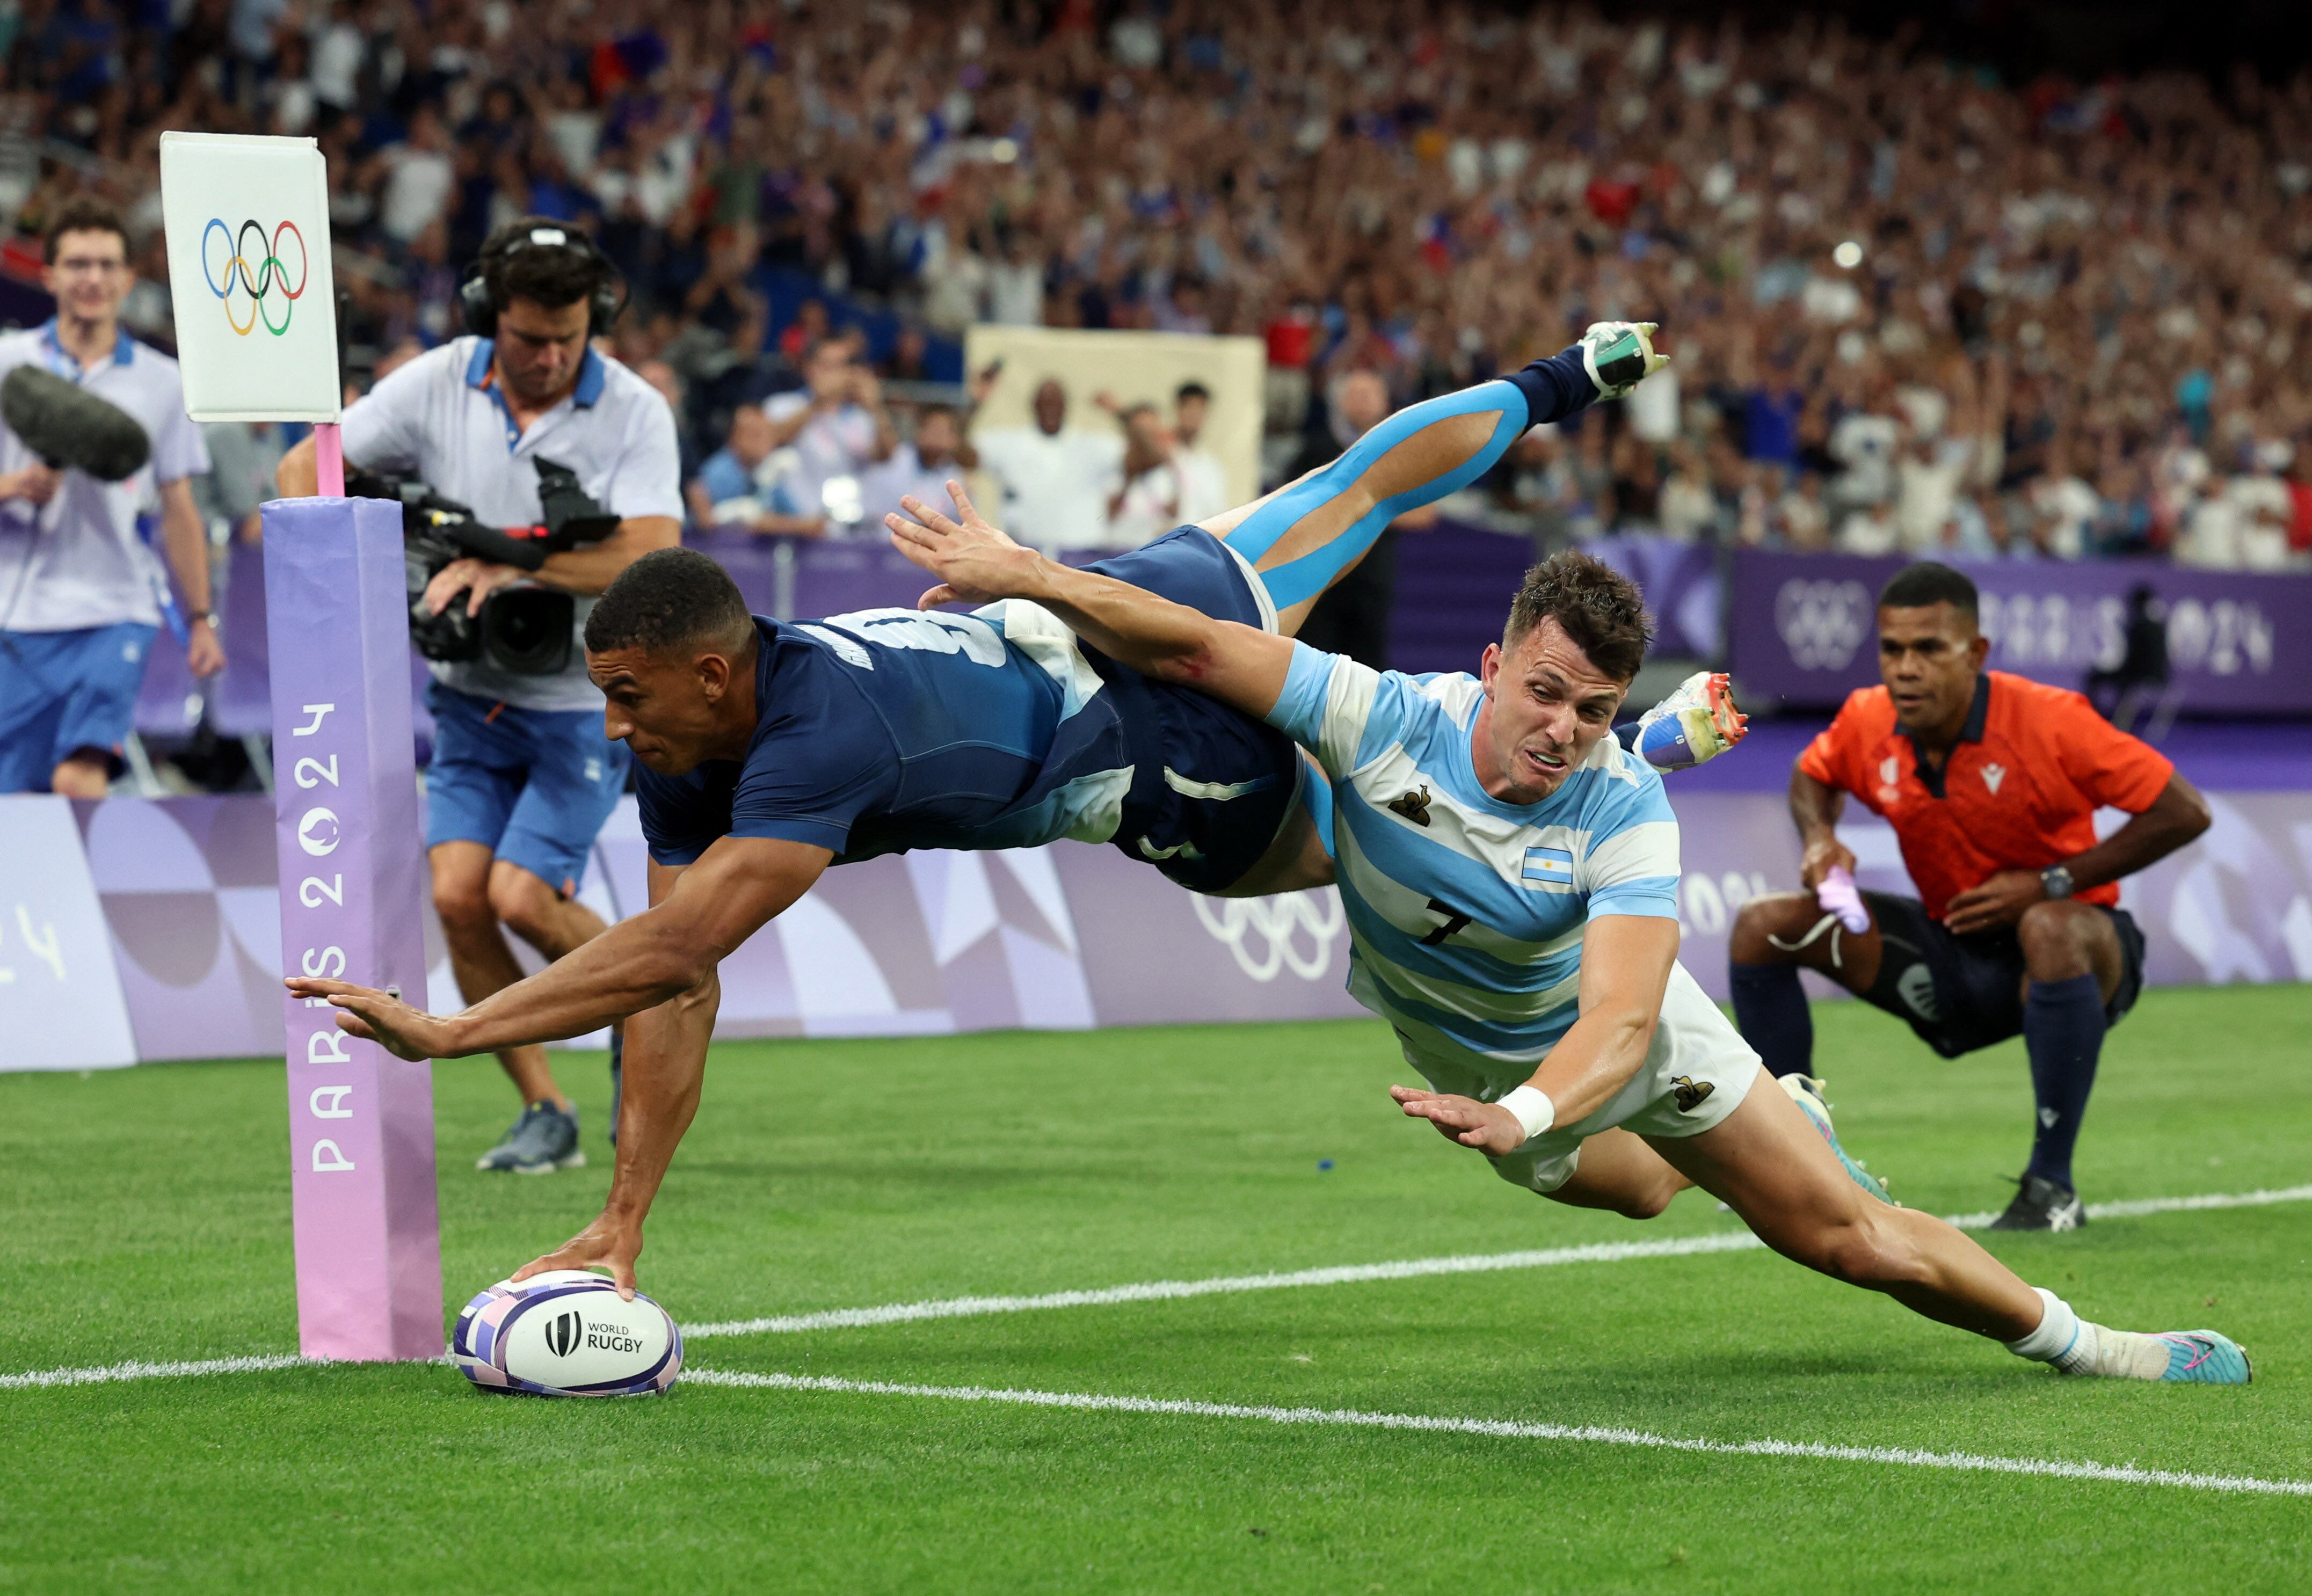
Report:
457,223,626,339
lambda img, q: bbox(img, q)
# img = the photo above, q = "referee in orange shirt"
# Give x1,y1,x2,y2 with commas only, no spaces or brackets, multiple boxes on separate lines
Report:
1729,564,2211,1231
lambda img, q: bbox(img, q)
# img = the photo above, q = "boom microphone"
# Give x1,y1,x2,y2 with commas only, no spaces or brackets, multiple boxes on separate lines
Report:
0,365,151,482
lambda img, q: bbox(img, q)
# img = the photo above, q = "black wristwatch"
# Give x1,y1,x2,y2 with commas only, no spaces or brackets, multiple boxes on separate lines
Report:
2040,864,2075,901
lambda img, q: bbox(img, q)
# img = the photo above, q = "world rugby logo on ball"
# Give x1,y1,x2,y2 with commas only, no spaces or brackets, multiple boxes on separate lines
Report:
450,1270,682,1397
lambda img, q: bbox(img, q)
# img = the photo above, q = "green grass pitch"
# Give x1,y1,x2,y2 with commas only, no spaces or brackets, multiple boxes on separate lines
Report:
4,985,2310,1593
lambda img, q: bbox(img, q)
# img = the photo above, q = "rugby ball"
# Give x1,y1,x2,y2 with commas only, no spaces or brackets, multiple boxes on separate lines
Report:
451,1270,682,1397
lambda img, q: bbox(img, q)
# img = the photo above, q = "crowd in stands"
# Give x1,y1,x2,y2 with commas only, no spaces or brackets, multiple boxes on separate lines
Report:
8,1,2312,567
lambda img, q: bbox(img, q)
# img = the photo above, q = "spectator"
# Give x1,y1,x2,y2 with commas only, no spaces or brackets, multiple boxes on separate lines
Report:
689,406,823,536
2227,447,2301,570
864,404,976,532
634,358,701,488
1836,497,1901,557
1895,430,1968,553
372,106,459,246
1827,392,1901,514
761,340,896,536
1655,441,1717,542
2026,444,2100,560
971,378,1126,554
193,422,289,544
10,2,2312,578
1106,404,1181,550
1776,471,1831,552
1169,382,1230,524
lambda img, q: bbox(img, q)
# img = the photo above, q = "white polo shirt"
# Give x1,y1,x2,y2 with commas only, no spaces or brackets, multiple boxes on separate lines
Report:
760,390,883,527
0,322,210,633
343,336,682,712
971,424,1125,552
1171,443,1231,524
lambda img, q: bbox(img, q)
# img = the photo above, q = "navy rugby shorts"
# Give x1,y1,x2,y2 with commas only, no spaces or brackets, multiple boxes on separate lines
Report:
1083,527,1304,895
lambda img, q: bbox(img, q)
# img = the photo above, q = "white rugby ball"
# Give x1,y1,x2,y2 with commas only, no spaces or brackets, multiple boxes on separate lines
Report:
451,1270,682,1397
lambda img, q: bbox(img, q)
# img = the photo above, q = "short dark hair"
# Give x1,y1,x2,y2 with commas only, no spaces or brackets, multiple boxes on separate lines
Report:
1878,561,1979,619
1502,551,1652,682
44,196,128,262
484,216,610,313
917,402,958,425
585,548,754,655
1176,381,1211,404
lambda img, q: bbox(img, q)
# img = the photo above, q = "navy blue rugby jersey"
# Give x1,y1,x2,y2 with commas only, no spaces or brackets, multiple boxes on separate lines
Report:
635,603,1137,866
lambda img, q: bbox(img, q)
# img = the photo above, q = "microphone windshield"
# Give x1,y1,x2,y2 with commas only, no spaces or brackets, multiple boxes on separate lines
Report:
1,365,152,482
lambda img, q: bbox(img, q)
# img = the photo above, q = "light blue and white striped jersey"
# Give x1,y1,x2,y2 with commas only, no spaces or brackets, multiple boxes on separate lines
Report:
1268,644,1682,1083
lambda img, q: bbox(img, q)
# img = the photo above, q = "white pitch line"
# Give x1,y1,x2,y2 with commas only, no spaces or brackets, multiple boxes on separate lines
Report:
0,1354,315,1390
7,1183,2309,1391
684,1232,1768,1338
682,1183,2312,1341
681,1369,2311,1499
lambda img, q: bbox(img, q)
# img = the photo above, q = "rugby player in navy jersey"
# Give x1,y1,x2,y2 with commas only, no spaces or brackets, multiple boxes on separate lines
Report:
291,324,1736,1288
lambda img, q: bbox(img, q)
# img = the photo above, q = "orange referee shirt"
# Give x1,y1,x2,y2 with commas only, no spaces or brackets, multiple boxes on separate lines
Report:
1796,672,2173,922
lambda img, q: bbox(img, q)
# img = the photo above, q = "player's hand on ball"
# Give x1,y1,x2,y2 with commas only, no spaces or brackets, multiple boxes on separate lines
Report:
1390,1084,1529,1157
513,1214,644,1300
885,480,1041,607
282,978,460,1061
1580,320,1669,399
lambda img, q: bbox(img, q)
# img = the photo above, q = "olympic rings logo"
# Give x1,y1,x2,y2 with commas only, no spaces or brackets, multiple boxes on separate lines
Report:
1191,889,1344,983
199,217,308,337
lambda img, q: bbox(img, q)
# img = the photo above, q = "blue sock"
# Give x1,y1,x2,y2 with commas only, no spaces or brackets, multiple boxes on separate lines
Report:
1729,960,1813,1079
2023,973,2105,1190
1226,347,1596,610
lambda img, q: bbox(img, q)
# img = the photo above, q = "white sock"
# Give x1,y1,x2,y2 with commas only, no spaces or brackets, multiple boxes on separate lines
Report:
2004,1287,2170,1378
2004,1287,2089,1367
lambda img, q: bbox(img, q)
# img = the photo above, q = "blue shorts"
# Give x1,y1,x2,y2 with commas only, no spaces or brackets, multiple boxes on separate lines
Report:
1087,528,1304,894
0,622,157,792
423,681,629,895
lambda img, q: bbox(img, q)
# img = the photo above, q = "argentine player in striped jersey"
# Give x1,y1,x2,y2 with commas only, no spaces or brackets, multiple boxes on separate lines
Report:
887,506,2252,1385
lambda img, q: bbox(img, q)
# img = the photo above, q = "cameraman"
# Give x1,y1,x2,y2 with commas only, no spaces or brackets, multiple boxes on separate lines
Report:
0,198,220,796
279,218,680,1175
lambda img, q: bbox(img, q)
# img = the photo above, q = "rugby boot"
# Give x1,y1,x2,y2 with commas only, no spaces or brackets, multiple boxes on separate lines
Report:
1628,671,1747,773
476,1101,585,1174
1988,1174,2085,1233
2058,1325,2251,1384
1779,1074,1894,1205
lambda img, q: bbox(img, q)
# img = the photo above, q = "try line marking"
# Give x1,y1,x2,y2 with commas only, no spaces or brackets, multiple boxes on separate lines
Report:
683,1369,2312,1499
679,1181,2312,1340
4,1182,2306,1391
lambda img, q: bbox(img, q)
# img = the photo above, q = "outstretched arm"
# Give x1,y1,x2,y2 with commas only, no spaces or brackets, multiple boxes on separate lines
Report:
887,482,1295,722
288,835,832,1058
1391,915,1680,1155
512,858,720,1299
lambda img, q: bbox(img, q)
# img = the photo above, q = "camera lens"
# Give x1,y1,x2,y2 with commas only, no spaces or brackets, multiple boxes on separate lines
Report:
484,589,575,675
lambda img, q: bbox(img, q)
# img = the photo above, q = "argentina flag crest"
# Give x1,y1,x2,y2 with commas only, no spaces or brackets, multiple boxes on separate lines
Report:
1521,844,1575,891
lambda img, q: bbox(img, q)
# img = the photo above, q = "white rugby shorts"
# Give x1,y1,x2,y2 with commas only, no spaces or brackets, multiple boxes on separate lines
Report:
1392,960,1761,1196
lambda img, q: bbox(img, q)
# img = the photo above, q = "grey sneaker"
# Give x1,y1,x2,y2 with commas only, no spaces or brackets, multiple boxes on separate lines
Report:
475,1101,585,1174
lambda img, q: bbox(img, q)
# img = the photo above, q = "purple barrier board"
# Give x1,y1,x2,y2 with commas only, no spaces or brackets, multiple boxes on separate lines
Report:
1731,549,2312,714
263,497,442,1363
0,796,139,1069
36,784,2311,1072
